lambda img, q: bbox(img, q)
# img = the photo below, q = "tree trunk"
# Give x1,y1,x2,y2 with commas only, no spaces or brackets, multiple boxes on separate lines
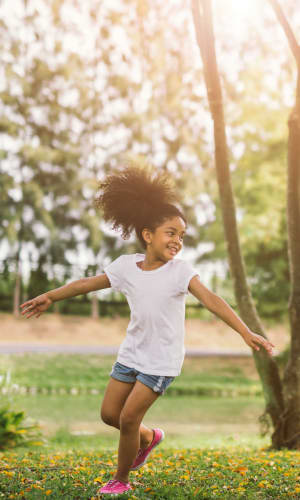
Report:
268,0,300,449
13,260,21,318
191,0,284,448
91,293,99,319
281,105,300,448
53,301,60,314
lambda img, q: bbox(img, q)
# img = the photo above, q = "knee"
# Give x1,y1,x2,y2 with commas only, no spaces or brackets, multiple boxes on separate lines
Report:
100,409,119,428
119,410,140,430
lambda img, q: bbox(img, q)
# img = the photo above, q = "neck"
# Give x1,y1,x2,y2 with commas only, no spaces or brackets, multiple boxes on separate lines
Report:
139,250,167,270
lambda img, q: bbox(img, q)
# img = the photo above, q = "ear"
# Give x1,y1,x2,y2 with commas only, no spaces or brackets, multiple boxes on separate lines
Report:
141,227,153,246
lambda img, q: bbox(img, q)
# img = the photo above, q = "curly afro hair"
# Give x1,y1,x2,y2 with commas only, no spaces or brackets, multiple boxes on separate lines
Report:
95,165,186,249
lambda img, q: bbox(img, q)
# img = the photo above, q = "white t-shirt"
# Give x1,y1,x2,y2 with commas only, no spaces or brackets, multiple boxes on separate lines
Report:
104,253,199,376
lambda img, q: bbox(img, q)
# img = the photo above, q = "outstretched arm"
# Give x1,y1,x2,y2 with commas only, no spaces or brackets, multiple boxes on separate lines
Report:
188,275,274,356
20,273,111,319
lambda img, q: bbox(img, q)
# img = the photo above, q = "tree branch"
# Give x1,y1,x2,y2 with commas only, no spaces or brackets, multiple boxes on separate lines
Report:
268,0,300,63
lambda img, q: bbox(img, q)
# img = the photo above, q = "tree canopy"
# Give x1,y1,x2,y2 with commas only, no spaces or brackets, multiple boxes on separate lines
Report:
0,0,295,318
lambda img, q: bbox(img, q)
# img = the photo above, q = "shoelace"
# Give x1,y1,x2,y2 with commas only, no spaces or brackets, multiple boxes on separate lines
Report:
107,479,127,486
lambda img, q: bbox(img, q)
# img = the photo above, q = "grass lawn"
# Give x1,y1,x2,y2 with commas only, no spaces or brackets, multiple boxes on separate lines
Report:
1,353,269,450
1,353,271,451
1,353,298,498
10,393,269,450
1,447,300,499
1,353,262,396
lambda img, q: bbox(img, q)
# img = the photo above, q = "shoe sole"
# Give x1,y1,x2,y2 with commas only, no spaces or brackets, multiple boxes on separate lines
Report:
130,429,165,471
97,487,132,496
98,491,131,497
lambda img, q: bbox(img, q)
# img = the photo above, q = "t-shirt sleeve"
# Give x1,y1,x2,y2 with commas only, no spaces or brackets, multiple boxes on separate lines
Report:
103,255,125,292
178,260,199,295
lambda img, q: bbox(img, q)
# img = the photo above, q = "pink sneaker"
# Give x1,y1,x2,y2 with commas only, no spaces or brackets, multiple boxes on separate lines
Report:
130,428,164,471
98,479,132,495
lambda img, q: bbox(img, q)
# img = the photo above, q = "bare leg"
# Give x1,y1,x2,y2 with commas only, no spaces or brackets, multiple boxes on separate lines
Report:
114,381,160,483
100,378,155,450
139,423,154,449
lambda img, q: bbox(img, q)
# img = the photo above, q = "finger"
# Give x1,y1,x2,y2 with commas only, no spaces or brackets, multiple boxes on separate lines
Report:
264,344,274,353
259,339,270,349
25,310,37,319
26,309,37,319
20,301,33,309
262,342,270,350
21,305,35,315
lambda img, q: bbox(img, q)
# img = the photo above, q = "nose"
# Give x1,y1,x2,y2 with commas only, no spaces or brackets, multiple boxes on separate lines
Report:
172,235,182,247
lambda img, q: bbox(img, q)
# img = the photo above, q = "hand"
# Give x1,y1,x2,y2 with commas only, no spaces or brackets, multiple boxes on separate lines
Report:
242,330,275,356
20,293,53,319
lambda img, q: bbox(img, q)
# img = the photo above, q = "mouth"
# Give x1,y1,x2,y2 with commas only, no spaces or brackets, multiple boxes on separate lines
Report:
167,247,178,256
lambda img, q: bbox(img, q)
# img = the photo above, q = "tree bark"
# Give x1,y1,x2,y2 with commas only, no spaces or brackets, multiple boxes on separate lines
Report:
53,302,60,314
13,260,21,318
268,0,300,449
191,0,284,448
13,235,22,318
91,293,99,319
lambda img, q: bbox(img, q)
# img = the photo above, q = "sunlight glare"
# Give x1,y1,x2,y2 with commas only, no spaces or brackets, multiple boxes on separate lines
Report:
216,0,264,40
219,0,263,20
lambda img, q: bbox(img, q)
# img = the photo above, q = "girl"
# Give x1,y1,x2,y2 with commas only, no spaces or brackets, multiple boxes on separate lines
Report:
21,165,274,496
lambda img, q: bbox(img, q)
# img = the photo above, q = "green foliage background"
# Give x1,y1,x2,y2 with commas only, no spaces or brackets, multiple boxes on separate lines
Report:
0,0,296,319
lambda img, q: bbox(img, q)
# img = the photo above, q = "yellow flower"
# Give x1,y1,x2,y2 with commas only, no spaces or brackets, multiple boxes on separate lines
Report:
234,466,248,475
3,470,14,477
45,490,52,495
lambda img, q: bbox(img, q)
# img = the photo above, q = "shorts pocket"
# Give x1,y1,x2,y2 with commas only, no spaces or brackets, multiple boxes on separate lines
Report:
153,375,175,394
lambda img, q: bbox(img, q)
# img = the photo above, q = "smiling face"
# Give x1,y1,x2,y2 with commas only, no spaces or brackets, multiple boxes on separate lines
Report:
142,216,187,262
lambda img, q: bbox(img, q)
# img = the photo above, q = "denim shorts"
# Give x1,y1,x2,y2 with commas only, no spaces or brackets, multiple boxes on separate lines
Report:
110,361,175,396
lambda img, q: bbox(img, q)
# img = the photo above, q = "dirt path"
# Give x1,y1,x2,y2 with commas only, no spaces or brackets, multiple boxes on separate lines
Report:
0,313,288,354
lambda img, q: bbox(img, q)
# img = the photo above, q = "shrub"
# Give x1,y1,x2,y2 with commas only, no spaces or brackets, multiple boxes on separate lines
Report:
0,404,43,450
